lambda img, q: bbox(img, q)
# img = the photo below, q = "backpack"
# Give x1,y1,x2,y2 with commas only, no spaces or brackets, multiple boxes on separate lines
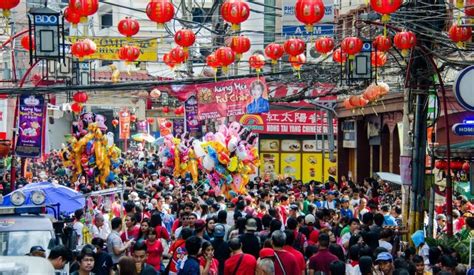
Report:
62,222,79,251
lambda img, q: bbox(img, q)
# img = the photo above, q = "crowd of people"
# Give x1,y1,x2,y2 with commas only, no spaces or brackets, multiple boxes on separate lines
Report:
3,148,474,275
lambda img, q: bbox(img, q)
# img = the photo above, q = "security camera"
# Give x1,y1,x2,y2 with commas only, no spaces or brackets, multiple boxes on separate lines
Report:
408,131,413,136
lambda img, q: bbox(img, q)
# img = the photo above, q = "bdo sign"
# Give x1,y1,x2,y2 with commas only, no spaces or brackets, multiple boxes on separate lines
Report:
34,14,59,26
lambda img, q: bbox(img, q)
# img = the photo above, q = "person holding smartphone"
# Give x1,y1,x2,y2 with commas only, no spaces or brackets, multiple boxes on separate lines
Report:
199,241,219,275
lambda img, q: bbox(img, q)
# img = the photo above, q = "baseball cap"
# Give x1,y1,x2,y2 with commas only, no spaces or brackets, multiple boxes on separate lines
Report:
376,252,393,262
214,224,225,238
194,219,206,230
305,214,316,225
30,246,45,253
245,218,258,231
259,248,275,259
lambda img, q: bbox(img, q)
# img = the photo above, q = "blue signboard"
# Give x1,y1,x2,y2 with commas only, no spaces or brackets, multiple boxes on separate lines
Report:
34,14,59,26
452,123,474,136
282,24,335,38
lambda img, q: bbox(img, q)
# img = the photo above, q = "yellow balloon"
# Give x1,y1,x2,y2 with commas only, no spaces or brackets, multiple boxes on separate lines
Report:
227,157,238,172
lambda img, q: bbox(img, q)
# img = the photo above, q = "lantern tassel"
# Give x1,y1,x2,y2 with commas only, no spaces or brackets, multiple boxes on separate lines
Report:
2,9,11,18
372,106,378,116
381,100,386,110
381,14,390,24
360,108,365,116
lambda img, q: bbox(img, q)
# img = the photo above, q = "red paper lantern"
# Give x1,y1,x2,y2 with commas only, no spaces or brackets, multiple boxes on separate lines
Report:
435,160,447,170
462,162,470,172
118,17,140,39
147,117,155,124
174,29,196,53
146,0,175,28
229,36,251,59
162,106,170,113
69,0,99,21
174,106,184,115
343,98,353,109
215,47,235,72
163,53,177,69
165,121,172,128
130,114,137,122
466,0,474,16
448,24,472,48
332,48,347,63
289,54,306,70
363,84,382,102
206,52,221,71
295,0,325,32
71,102,83,114
118,45,141,63
221,0,250,31
249,54,265,72
371,52,387,67
451,160,464,170
170,46,188,64
284,38,306,56
370,0,402,22
83,39,96,56
349,95,368,108
64,7,81,27
341,37,363,59
394,31,416,57
314,37,335,55
73,91,88,103
71,40,92,60
21,35,34,51
112,119,119,128
264,43,284,64
0,0,20,17
373,35,392,52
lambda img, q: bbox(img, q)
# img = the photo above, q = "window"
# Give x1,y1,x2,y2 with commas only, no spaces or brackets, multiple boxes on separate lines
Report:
100,12,113,29
192,8,212,24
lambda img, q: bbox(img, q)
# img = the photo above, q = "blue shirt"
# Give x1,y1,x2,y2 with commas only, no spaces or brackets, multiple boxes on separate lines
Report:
340,208,354,219
246,97,269,114
383,214,397,226
178,256,200,275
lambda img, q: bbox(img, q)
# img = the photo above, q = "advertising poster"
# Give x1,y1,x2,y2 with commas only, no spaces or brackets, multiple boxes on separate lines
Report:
136,120,148,134
0,95,7,140
281,153,301,179
302,153,321,183
260,152,280,180
260,139,279,152
197,78,269,120
281,140,301,152
16,95,45,158
119,110,131,140
184,95,202,137
173,119,185,137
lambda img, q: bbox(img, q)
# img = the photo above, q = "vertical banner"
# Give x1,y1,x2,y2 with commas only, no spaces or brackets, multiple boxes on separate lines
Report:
184,95,202,137
0,95,8,140
136,120,148,134
119,110,131,140
173,119,185,137
16,95,45,158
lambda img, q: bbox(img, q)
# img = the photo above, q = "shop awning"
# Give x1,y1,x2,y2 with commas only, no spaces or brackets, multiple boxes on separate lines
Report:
431,141,474,160
375,172,404,185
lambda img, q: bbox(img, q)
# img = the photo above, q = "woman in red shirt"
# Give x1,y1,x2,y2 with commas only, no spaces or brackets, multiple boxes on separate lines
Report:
145,227,164,272
199,241,219,275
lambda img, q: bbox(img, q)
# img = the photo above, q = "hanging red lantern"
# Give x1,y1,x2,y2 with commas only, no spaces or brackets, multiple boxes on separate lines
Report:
206,52,221,72
165,121,172,128
162,106,170,113
284,38,306,57
146,0,175,28
363,84,382,102
451,160,464,170
21,35,34,51
130,114,137,122
73,91,88,103
112,119,119,128
448,24,472,48
264,43,284,64
221,0,250,31
174,106,184,115
83,39,96,56
435,160,448,170
118,17,140,39
174,29,196,53
147,117,155,124
64,7,81,27
229,36,251,59
349,95,368,108
370,0,402,23
0,0,20,18
373,35,392,52
71,102,83,114
343,98,353,109
69,0,99,22
466,0,474,17
215,47,235,72
393,31,416,57
462,162,470,172
332,48,347,63
341,37,363,59
118,45,141,64
289,54,306,71
163,53,177,69
371,52,387,67
170,46,188,64
294,0,325,32
71,40,92,60
249,54,265,73
314,37,335,55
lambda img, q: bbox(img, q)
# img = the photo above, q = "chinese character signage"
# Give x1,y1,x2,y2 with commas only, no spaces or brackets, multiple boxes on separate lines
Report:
184,95,202,137
119,110,131,140
16,95,45,158
0,95,7,140
197,78,269,120
237,110,337,135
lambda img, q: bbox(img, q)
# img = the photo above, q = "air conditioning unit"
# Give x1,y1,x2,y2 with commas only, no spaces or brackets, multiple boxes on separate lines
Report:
306,44,321,63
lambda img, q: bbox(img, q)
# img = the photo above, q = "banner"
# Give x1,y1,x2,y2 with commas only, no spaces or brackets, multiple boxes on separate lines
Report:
16,95,45,158
184,95,202,137
197,78,269,120
67,37,158,62
173,119,185,137
0,95,7,140
237,110,338,135
119,110,131,140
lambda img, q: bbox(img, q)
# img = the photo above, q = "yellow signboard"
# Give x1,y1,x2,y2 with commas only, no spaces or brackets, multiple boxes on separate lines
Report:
67,37,158,62
281,153,301,179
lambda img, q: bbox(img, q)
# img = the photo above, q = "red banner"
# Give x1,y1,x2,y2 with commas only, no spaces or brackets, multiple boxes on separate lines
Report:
196,78,269,120
119,110,131,140
237,109,337,135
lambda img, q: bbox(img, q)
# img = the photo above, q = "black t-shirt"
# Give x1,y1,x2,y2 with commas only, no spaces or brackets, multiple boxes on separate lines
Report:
92,251,113,275
239,232,260,260
140,264,156,275
212,238,230,275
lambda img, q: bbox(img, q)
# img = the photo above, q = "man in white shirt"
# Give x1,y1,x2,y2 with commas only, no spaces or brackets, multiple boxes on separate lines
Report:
91,213,110,240
378,229,394,252
73,209,85,248
341,218,360,249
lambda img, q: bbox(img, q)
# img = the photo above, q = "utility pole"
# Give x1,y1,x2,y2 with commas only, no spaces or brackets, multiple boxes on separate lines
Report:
181,0,194,77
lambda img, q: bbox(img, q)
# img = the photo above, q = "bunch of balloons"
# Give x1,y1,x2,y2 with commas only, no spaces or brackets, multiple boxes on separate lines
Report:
157,122,259,198
61,112,121,188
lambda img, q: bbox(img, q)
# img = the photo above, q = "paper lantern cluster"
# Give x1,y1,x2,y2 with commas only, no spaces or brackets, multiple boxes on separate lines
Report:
435,160,471,172
344,83,389,111
71,39,97,60
71,91,88,114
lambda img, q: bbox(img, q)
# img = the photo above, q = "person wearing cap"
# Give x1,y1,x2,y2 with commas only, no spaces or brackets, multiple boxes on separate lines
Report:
256,248,275,275
211,223,230,275
322,191,338,210
240,218,261,259
435,214,447,237
340,197,353,219
375,252,394,275
288,204,301,221
224,238,256,275
194,219,208,241
308,233,339,274
29,245,46,258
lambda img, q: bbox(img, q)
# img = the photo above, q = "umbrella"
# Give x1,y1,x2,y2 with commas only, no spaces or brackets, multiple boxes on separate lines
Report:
375,172,404,185
132,133,156,143
1,181,85,216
